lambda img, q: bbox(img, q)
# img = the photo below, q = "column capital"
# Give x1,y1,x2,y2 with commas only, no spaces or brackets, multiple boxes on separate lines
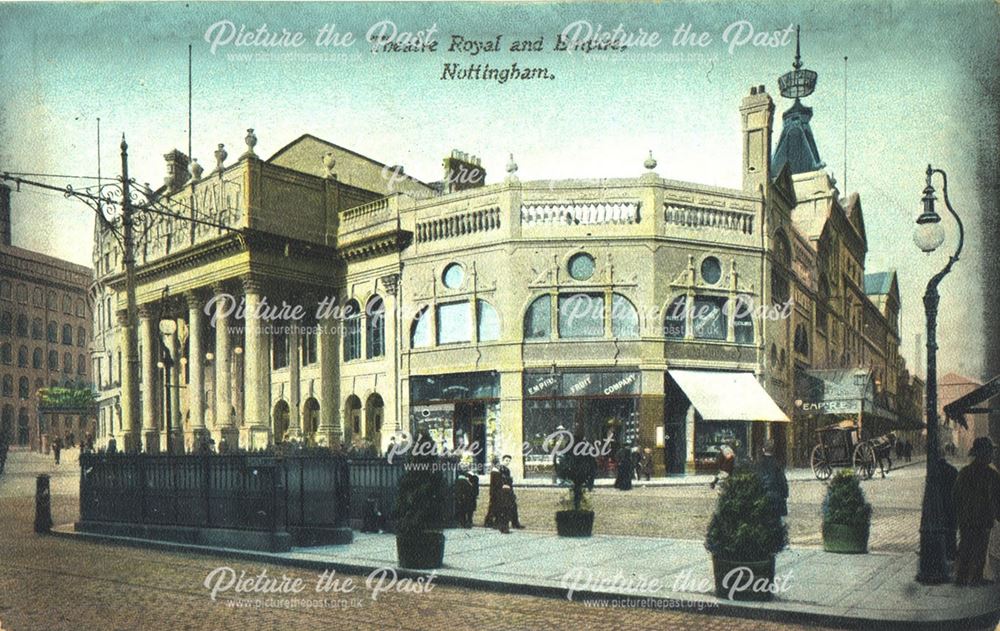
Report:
185,289,207,309
380,273,400,296
137,304,155,319
241,274,266,295
116,309,130,326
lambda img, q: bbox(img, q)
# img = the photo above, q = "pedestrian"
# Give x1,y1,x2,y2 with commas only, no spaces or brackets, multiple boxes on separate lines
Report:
106,436,118,454
755,440,789,519
896,439,904,462
904,440,913,462
454,470,479,528
495,484,514,534
709,443,736,490
361,493,383,533
939,457,960,561
52,435,62,464
484,456,501,528
498,454,524,528
642,447,653,481
953,437,1000,586
614,443,634,490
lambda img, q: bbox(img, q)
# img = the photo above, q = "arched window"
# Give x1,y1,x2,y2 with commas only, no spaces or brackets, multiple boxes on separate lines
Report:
63,352,73,374
365,393,384,437
771,229,791,306
0,343,10,365
733,296,755,344
46,290,56,310
62,324,73,345
18,376,28,399
15,284,27,303
48,350,59,371
77,354,87,375
302,398,320,435
15,314,28,337
477,300,500,342
272,400,290,443
794,324,810,356
75,299,85,318
77,326,86,347
32,287,42,307
0,311,11,335
0,280,10,300
31,318,42,339
664,296,687,339
365,295,385,359
817,276,830,334
343,299,362,361
345,395,362,438
32,347,42,369
47,321,58,343
17,346,28,367
523,295,551,340
611,293,639,338
1,376,12,397
62,294,72,314
410,307,431,348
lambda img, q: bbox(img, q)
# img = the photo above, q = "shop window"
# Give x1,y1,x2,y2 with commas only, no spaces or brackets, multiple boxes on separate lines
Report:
17,346,28,367
343,299,361,361
692,296,727,340
62,324,73,345
558,293,604,338
523,295,551,340
437,301,472,345
611,293,639,338
568,252,596,281
701,256,722,285
410,306,431,348
31,318,42,340
15,314,28,338
664,296,686,339
734,296,754,344
365,295,385,359
477,300,500,342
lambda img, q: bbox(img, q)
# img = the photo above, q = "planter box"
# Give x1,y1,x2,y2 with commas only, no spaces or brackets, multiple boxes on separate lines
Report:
711,556,776,601
555,510,594,537
396,531,445,569
822,522,870,554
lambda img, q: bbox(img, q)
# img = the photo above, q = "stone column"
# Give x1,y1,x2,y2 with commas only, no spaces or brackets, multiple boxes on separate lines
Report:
286,310,302,440
139,306,159,453
241,275,271,449
316,302,341,447
213,284,238,449
117,309,140,451
168,323,182,452
185,292,210,450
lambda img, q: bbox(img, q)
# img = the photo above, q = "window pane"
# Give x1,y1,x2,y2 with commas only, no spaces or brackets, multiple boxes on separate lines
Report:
611,294,639,338
437,301,471,345
523,296,551,340
692,297,726,340
558,294,604,338
734,297,754,344
411,307,431,348
477,300,500,342
664,297,686,339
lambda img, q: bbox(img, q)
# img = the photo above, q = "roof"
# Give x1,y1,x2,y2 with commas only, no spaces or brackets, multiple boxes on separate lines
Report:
771,99,825,176
864,271,895,295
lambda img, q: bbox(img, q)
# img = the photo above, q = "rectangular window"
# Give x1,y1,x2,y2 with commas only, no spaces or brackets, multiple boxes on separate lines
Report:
272,329,289,369
437,302,472,345
558,294,604,338
692,296,727,340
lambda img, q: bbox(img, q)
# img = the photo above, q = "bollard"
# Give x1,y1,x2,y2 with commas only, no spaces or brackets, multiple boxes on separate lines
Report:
34,474,52,533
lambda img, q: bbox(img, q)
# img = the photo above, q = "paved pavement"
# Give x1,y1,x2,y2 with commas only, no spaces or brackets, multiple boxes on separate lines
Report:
0,449,850,631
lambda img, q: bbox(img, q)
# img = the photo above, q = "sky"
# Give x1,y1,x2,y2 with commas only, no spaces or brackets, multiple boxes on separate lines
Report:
0,1,997,380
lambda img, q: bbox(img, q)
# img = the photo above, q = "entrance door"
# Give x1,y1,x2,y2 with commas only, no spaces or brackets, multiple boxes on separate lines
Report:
454,401,487,470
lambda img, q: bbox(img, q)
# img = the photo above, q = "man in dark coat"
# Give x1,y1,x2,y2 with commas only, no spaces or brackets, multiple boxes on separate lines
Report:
755,440,789,518
454,470,479,528
52,435,62,464
953,437,1000,586
106,436,118,454
614,444,634,490
484,457,501,528
498,455,524,528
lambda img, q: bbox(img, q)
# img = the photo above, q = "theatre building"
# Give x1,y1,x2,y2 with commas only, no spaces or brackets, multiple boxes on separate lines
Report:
91,54,905,478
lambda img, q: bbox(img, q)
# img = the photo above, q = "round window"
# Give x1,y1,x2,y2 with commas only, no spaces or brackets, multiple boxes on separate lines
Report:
442,263,465,289
700,257,722,285
568,253,595,281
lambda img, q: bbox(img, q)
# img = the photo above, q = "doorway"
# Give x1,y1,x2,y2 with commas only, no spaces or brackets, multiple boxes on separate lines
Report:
453,401,487,470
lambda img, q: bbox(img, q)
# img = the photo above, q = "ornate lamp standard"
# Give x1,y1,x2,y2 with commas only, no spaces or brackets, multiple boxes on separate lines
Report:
913,164,964,584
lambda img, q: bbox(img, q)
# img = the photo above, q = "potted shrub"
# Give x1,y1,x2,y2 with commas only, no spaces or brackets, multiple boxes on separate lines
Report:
395,430,447,569
554,434,597,537
822,470,872,553
705,469,788,601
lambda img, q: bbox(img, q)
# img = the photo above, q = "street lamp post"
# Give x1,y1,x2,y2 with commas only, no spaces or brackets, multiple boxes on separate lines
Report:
913,164,964,585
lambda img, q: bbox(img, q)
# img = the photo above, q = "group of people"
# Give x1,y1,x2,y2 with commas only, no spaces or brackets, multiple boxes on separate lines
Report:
49,432,96,464
612,444,655,491
895,438,916,462
454,454,525,534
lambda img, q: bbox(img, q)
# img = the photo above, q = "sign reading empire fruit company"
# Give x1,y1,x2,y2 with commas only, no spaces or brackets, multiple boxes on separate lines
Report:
524,371,640,398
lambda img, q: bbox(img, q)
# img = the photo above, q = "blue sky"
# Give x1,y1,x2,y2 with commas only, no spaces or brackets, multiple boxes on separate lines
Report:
0,1,996,379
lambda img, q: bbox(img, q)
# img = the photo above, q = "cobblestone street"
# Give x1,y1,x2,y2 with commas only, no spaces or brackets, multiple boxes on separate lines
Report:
0,450,978,631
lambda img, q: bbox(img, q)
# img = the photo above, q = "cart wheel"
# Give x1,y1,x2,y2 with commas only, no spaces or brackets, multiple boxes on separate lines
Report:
811,445,832,481
853,443,876,480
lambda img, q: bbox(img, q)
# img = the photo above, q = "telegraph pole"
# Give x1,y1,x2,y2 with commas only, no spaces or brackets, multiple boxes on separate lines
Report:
119,136,142,453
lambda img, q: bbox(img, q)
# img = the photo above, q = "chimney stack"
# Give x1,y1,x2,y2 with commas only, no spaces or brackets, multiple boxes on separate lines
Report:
0,183,11,246
442,149,486,194
163,149,191,192
740,85,774,193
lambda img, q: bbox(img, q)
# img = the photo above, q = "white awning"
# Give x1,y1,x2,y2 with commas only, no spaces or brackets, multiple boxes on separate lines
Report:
668,370,790,423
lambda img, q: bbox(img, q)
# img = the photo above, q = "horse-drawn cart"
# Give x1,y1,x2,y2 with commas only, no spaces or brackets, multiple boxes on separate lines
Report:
810,420,878,480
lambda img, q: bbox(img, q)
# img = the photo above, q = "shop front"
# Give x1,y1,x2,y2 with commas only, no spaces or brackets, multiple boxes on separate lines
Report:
666,369,789,473
409,371,500,473
522,369,641,479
